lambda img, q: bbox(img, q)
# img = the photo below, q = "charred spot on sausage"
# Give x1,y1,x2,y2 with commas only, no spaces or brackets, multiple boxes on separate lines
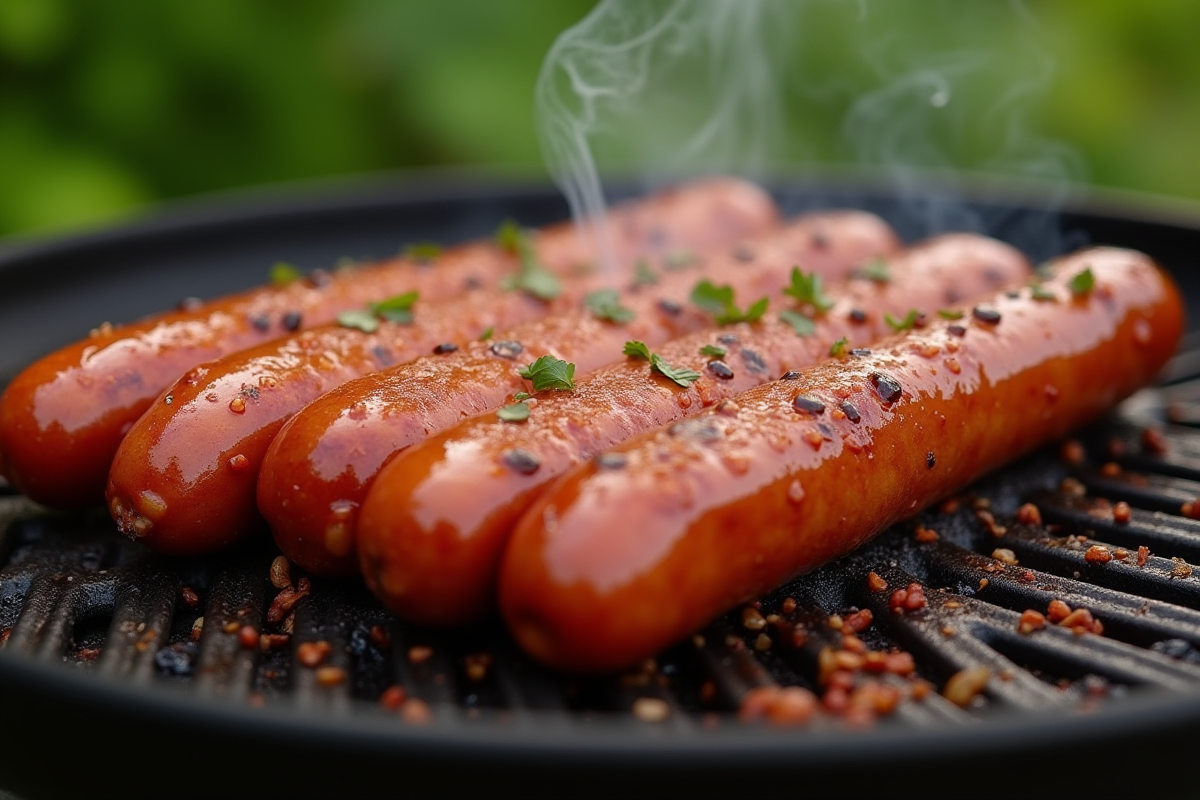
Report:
870,372,903,404
491,341,524,360
792,394,825,414
502,449,541,475
707,361,735,380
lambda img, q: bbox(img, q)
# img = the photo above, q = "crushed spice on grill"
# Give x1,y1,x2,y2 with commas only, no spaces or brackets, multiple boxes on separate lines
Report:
269,555,292,589
1138,545,1151,567
380,685,407,710
1085,545,1113,564
914,525,939,543
1171,557,1193,578
1113,501,1132,524
408,645,434,664
237,625,259,650
316,666,347,687
867,571,888,592
1018,609,1047,634
180,586,200,608
298,640,333,668
1016,502,1042,526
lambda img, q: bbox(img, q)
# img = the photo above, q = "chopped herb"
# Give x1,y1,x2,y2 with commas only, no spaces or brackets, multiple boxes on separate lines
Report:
783,267,836,312
404,242,443,261
1035,261,1055,280
937,308,965,320
829,337,849,357
518,355,576,392
690,279,768,325
623,340,702,387
336,309,379,334
663,250,696,270
497,403,531,422
632,259,659,287
270,262,302,285
370,291,419,324
779,309,815,337
585,288,635,323
699,344,727,358
511,391,530,402
1029,283,1057,302
479,326,494,340
497,220,562,301
1069,267,1095,296
857,258,892,283
885,309,921,332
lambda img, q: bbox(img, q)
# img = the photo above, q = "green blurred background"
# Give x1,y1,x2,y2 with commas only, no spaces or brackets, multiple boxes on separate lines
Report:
1,0,1197,243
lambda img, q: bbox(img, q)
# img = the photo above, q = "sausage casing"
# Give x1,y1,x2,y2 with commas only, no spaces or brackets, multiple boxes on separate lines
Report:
2,177,778,508
261,211,902,574
498,248,1185,673
357,234,1029,625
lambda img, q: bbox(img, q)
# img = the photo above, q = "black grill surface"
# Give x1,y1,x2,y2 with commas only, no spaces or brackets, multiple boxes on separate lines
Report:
1,174,1200,800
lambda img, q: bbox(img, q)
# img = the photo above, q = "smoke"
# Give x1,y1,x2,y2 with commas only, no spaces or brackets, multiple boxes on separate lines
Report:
535,0,1087,264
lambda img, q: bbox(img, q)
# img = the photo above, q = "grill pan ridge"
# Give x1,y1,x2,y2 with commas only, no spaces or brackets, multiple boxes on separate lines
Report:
1,173,1200,800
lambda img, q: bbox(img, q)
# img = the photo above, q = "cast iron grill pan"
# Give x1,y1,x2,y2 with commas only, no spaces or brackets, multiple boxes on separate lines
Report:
1,174,1199,800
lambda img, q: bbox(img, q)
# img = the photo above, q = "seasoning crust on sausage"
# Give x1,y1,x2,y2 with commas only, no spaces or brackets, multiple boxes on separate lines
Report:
260,211,901,575
356,233,1030,626
498,247,1185,673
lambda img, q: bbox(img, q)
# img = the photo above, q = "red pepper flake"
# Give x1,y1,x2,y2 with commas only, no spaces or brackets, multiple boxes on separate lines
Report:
1100,461,1121,477
1113,502,1132,524
1060,440,1085,465
1047,599,1072,623
888,583,927,613
976,509,1007,537
228,453,250,471
238,625,259,649
914,525,939,543
885,651,915,676
780,597,797,615
1182,501,1200,520
867,571,889,592
369,624,392,649
1137,545,1150,567
1085,545,1113,564
380,684,408,710
297,640,333,668
267,577,311,624
259,633,290,651
1060,477,1087,497
180,586,200,608
408,645,434,664
1112,548,1129,561
738,686,817,726
1018,609,1047,634
802,429,825,449
1016,502,1042,526
843,609,873,634
316,665,347,687
1060,608,1103,635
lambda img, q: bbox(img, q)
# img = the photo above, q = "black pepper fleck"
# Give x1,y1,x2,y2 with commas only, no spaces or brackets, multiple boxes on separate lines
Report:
780,371,802,380
717,333,739,345
850,348,872,357
240,384,261,401
658,299,683,315
282,311,302,332
947,325,967,338
371,345,394,367
740,349,767,374
464,276,482,290
732,245,756,263
870,372,902,404
491,341,524,360
707,361,735,380
792,394,825,414
849,309,868,324
177,297,203,312
250,314,271,332
972,306,1002,325
926,451,936,469
596,453,628,470
840,400,862,423
502,449,540,475
433,343,458,354
668,419,723,442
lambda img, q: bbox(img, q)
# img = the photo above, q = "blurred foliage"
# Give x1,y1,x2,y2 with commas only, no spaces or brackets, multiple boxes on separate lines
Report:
0,0,1197,240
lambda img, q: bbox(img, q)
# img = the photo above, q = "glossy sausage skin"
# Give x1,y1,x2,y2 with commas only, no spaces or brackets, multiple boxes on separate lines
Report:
357,234,1029,626
105,192,799,557
498,248,1185,673
0,177,778,509
261,211,902,575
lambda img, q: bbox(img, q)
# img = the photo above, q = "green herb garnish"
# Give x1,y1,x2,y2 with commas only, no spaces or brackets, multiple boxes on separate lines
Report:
783,267,836,312
270,262,302,285
479,326,494,340
885,309,921,332
1069,267,1095,296
632,259,659,288
779,309,815,337
585,288,635,323
511,391,530,402
937,308,965,320
857,258,892,283
1029,283,1057,302
496,403,531,422
497,220,562,301
518,355,576,391
336,309,380,333
404,242,443,262
829,337,849,357
371,291,419,324
690,279,769,325
623,340,702,387
699,344,727,358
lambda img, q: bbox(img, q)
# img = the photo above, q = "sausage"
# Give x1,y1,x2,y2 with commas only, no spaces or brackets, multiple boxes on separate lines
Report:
104,197,825,557
355,234,1030,626
497,247,1185,673
0,177,778,509
260,211,902,574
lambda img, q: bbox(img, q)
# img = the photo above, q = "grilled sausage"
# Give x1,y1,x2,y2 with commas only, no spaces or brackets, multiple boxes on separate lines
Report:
498,248,1185,673
261,211,901,574
0,177,778,509
355,234,1029,626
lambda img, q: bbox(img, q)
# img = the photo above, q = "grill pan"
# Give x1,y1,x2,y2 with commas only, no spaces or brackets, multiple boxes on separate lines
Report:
2,171,1199,800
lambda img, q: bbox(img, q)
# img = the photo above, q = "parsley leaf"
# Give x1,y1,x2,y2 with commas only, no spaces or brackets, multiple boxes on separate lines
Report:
690,279,769,325
783,267,836,312
370,291,419,324
497,220,562,301
857,258,892,283
479,326,494,340
585,288,635,323
518,355,576,392
511,391,530,402
1069,267,1095,296
779,309,815,337
829,337,849,357
404,242,443,261
623,340,701,387
632,259,659,288
336,309,380,334
937,308,964,320
885,309,921,332
1029,283,1057,302
270,262,302,285
699,344,727,358
497,402,531,422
